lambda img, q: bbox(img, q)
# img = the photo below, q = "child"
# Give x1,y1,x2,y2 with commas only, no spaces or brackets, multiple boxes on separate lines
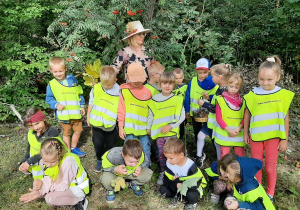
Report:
147,72,185,185
20,138,89,209
223,154,275,210
243,55,294,200
160,137,207,210
214,73,246,158
87,66,120,172
46,57,86,157
144,61,165,96
204,153,234,204
19,107,60,179
118,63,152,167
172,68,188,140
198,63,231,162
100,139,153,203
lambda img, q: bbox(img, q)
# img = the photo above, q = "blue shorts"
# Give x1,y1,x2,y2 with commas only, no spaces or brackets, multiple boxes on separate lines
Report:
200,122,212,138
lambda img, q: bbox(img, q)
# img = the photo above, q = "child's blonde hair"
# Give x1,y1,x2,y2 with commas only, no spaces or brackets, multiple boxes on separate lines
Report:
100,66,117,82
23,107,50,133
49,57,66,70
41,138,67,182
222,153,241,185
173,68,184,75
148,61,165,76
211,63,231,80
259,55,281,76
163,137,185,154
227,72,243,89
159,72,176,86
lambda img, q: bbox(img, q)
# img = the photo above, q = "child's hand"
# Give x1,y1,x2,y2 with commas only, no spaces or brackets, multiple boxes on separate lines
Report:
161,125,172,134
227,184,233,191
225,199,239,210
56,104,65,111
278,140,288,152
19,188,40,203
203,92,209,100
147,129,151,136
173,174,179,181
244,134,250,144
80,108,85,116
176,183,182,189
19,162,30,172
33,179,43,191
225,127,236,137
86,116,90,127
198,99,205,106
231,127,240,137
119,127,126,140
133,166,142,176
114,165,128,175
186,113,190,119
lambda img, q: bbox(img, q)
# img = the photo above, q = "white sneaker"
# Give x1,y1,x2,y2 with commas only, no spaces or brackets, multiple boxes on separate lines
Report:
157,172,164,185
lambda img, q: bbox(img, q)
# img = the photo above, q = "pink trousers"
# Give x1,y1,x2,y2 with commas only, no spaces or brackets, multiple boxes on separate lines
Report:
220,146,245,159
250,138,280,196
44,189,82,206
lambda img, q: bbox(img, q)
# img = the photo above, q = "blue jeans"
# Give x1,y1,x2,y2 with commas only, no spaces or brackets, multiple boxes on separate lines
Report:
125,134,151,167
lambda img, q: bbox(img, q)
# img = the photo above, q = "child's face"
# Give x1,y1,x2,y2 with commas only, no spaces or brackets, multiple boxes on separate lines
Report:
258,68,280,91
160,82,174,95
219,168,229,180
197,69,209,82
102,79,117,90
164,152,184,165
130,82,143,89
50,64,67,81
174,73,184,85
42,153,58,168
211,70,221,85
227,80,240,95
226,165,239,183
123,155,140,167
28,120,45,134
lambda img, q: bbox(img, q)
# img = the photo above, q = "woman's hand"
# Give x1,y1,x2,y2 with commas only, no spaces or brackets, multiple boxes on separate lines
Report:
19,188,40,203
278,140,288,152
33,179,43,191
19,162,30,172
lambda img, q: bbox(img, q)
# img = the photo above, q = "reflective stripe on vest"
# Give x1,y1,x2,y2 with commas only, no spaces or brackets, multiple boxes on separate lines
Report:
144,83,160,96
207,95,221,130
204,167,219,179
44,152,89,194
89,83,119,128
244,89,294,141
190,76,219,116
213,97,246,147
173,85,188,99
101,150,145,176
233,184,275,210
122,89,150,136
148,95,183,139
49,79,82,121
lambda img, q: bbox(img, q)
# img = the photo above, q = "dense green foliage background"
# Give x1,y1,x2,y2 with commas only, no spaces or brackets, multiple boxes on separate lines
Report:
0,0,299,121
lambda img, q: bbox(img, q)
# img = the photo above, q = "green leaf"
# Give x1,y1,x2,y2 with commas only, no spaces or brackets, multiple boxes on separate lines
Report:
177,178,199,196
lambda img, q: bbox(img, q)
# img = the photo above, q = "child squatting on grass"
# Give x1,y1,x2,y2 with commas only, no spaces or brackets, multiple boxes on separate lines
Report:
100,139,153,203
20,138,89,210
160,137,207,210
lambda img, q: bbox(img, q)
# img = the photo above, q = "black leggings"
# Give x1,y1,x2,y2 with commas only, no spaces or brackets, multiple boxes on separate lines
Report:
160,185,200,204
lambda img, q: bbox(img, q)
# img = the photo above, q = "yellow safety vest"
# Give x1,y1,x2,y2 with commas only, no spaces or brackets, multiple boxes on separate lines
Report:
207,95,221,131
173,84,188,99
101,150,145,177
89,83,119,128
213,97,246,147
44,152,89,194
122,89,151,136
204,167,219,179
49,79,83,121
233,184,275,210
189,76,219,116
144,83,160,96
244,89,294,141
27,130,67,180
148,95,183,140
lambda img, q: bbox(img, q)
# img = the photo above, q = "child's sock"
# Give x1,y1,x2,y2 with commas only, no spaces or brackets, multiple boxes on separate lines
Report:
196,131,206,157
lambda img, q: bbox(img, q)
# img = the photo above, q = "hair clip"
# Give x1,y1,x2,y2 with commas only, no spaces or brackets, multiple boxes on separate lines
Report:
266,57,275,62
225,64,230,68
49,141,53,146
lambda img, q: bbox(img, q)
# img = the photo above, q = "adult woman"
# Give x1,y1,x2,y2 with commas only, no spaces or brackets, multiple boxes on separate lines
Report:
111,21,153,80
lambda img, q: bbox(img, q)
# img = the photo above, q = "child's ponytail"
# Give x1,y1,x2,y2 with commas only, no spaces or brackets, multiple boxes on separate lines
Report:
211,63,231,81
259,55,282,76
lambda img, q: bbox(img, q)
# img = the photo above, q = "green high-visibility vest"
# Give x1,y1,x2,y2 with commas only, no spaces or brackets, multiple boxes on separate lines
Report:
122,89,151,136
207,95,221,131
244,89,294,141
89,83,119,128
173,84,188,99
204,167,219,179
213,97,246,147
101,150,145,177
44,152,89,194
148,95,183,140
49,79,83,121
27,130,67,180
233,184,275,210
144,83,160,96
189,76,219,116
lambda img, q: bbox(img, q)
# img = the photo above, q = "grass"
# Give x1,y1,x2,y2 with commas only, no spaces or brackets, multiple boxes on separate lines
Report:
0,122,299,210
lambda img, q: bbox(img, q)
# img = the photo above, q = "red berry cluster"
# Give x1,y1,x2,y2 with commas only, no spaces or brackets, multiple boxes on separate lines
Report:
112,10,119,15
127,10,136,16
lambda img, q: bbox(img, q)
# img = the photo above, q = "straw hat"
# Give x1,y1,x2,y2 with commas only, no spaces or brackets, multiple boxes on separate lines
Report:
122,21,151,40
